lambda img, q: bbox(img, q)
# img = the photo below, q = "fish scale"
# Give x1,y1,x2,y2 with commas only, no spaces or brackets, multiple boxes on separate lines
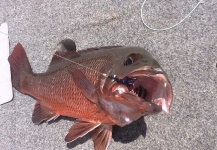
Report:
26,56,112,120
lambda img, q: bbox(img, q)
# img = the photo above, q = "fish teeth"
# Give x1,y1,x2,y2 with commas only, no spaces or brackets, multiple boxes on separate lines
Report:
129,89,139,97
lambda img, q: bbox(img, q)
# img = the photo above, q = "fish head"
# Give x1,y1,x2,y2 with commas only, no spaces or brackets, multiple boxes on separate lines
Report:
99,47,173,117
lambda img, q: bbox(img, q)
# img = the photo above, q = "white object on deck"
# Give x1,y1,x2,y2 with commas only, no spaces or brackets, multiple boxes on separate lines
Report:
0,23,13,104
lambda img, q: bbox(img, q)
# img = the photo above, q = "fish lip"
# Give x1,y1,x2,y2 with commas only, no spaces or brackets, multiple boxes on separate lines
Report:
127,66,165,77
110,67,173,114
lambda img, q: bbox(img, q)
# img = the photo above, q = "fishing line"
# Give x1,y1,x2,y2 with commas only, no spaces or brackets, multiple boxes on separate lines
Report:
53,53,133,85
53,53,108,77
141,0,204,31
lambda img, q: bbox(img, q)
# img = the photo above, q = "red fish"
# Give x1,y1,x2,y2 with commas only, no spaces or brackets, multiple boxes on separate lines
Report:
8,39,173,150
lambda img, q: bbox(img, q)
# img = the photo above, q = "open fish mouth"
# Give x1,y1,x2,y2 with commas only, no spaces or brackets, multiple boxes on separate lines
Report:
111,67,173,114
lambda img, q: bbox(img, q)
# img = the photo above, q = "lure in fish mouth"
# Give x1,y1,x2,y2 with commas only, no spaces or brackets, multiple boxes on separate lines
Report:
97,48,173,127
110,67,172,114
8,39,173,150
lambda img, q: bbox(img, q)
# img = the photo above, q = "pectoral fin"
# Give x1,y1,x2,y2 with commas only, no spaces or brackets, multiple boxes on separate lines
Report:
65,119,101,142
92,125,112,150
68,68,99,104
32,101,59,124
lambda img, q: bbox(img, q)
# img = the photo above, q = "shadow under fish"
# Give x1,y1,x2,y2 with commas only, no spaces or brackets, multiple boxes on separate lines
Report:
66,116,147,149
112,117,147,143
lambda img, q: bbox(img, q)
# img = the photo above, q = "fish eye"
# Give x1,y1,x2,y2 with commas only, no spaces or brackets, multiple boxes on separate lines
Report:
124,57,133,66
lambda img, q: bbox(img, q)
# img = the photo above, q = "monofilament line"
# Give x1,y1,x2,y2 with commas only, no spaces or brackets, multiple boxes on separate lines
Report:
141,0,204,31
53,53,108,77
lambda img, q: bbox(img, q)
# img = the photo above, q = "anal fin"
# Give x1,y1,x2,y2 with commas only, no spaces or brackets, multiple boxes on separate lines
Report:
65,119,101,142
92,125,112,150
32,101,59,124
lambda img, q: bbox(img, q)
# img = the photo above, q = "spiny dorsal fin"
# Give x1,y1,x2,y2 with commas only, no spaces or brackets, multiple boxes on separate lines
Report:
65,119,101,142
81,45,123,54
47,45,122,72
49,45,122,67
92,125,112,150
32,101,58,124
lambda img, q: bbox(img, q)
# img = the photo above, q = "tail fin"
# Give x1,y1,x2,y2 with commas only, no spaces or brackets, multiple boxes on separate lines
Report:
8,43,32,92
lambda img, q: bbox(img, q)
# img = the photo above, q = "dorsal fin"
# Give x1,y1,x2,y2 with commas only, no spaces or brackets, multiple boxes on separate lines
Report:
57,39,76,52
80,45,122,54
49,45,122,67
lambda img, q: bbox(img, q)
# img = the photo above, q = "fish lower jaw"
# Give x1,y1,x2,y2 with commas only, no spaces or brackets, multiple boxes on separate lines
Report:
130,90,138,96
108,70,172,114
153,98,169,114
